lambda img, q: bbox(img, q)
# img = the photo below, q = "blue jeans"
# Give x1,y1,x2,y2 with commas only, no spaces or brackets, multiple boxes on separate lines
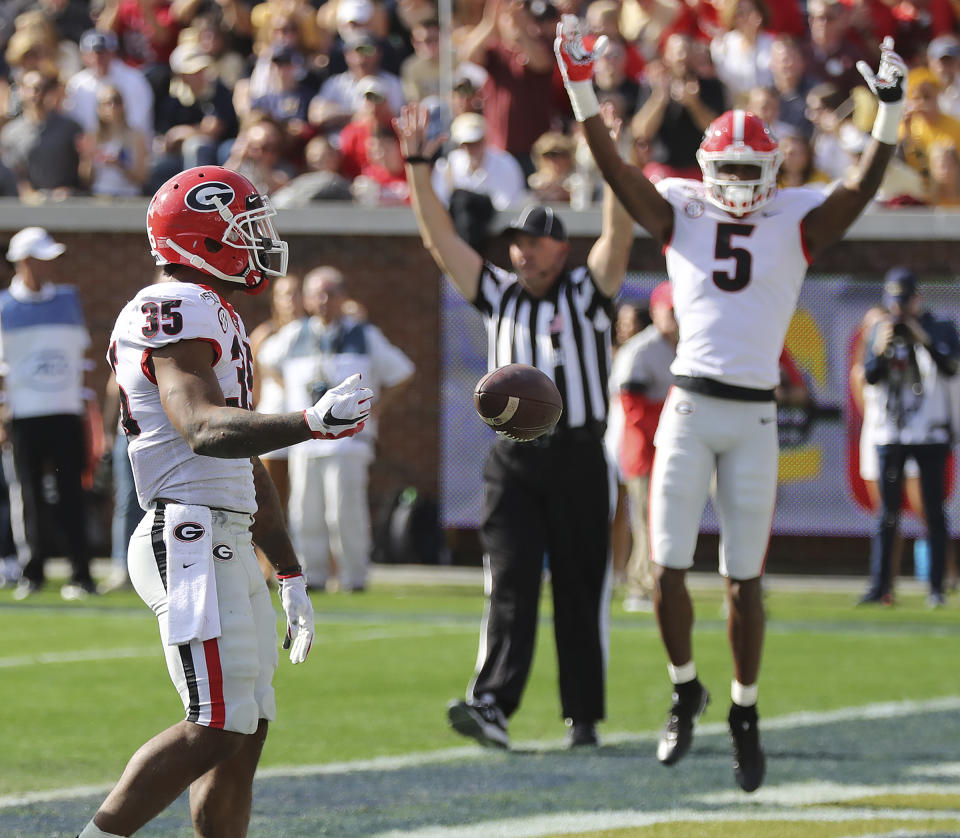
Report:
112,434,145,569
868,443,949,597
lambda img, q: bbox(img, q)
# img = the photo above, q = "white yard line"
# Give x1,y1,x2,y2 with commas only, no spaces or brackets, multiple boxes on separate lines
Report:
4,695,959,811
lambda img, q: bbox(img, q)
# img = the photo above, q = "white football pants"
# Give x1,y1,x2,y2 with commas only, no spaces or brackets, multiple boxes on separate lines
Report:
650,387,778,580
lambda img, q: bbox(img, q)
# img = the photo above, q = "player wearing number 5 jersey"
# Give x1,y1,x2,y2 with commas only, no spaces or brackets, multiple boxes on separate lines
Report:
557,15,908,792
78,166,372,838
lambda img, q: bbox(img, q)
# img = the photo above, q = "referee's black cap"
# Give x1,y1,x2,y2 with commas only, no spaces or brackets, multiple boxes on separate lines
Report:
503,205,567,242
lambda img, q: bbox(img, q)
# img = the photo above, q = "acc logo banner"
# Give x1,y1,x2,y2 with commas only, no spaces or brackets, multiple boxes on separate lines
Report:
185,182,235,212
173,522,206,542
213,543,234,561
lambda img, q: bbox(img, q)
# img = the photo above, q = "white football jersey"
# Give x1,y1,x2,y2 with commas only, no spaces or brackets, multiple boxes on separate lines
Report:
108,281,257,513
656,179,826,390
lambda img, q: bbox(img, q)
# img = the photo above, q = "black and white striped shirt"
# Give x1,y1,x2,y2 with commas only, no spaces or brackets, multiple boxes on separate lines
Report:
473,261,615,431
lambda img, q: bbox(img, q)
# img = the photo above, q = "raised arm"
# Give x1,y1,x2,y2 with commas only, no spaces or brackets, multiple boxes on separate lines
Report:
395,104,484,300
803,39,906,260
459,0,500,66
586,106,636,296
555,16,674,245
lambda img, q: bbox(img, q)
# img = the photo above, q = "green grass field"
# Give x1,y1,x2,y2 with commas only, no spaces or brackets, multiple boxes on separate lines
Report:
2,573,959,837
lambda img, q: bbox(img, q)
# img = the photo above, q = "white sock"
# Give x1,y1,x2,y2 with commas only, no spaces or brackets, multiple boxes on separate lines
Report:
731,680,758,707
667,661,697,684
78,820,125,837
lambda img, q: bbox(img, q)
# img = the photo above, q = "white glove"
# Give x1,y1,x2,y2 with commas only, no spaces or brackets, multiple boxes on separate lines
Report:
303,373,373,440
554,14,608,122
277,573,314,664
856,37,908,144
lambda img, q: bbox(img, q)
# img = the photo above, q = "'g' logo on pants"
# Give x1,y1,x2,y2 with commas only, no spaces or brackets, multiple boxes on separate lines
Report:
173,523,206,542
213,543,234,561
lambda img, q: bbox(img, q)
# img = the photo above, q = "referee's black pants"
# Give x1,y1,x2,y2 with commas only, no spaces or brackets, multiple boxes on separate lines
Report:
6,414,92,586
472,429,611,723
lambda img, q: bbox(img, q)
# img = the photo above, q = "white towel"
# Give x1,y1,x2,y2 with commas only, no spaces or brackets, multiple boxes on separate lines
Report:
162,503,221,646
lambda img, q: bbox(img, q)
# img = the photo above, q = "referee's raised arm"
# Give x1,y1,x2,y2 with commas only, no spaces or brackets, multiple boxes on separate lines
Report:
396,104,484,302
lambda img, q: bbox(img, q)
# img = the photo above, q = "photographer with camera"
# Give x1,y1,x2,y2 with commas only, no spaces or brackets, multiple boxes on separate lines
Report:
860,267,960,608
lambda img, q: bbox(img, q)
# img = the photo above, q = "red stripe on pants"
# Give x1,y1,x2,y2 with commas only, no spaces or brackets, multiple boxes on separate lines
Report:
203,638,226,729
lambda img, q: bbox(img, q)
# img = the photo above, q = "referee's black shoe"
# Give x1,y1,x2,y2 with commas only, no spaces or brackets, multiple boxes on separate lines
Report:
447,698,509,749
656,679,710,765
728,702,766,792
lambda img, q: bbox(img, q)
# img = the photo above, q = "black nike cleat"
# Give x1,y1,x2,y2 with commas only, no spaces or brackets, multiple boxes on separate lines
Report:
729,702,766,792
657,680,710,765
447,698,510,749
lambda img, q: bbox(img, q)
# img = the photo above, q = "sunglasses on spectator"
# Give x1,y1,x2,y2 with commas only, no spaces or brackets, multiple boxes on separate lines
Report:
542,149,571,158
363,91,386,103
353,44,378,56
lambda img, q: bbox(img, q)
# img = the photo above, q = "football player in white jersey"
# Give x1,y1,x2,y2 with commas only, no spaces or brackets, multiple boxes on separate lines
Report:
557,18,907,791
77,166,372,838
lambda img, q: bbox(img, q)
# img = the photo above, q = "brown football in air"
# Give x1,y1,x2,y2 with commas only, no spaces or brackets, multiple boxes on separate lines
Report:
474,363,563,442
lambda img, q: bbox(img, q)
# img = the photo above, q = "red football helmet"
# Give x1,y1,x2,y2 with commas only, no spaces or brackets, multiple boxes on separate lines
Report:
146,166,288,293
696,110,783,216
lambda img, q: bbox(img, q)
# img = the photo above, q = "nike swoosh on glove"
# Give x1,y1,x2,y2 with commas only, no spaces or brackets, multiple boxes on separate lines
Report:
277,573,314,664
554,13,608,85
303,373,373,439
856,37,907,103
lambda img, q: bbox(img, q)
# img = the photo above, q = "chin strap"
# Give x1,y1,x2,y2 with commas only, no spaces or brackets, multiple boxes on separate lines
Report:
162,239,258,287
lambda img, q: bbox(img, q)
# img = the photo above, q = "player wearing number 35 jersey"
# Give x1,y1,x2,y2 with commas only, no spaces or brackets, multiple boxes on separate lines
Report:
557,14,908,793
78,166,373,838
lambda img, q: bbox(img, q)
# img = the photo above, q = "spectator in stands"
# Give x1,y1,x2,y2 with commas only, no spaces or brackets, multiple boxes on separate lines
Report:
746,85,789,137
98,0,183,71
308,32,405,132
150,42,238,192
223,117,294,194
928,140,960,205
631,33,726,182
7,10,83,79
431,111,527,212
247,44,317,159
2,25,62,123
401,17,444,102
184,10,250,89
769,34,815,139
337,74,397,180
77,83,149,196
776,129,830,188
803,0,872,98
927,35,960,120
271,134,354,205
527,130,577,203
324,0,405,76
250,0,325,63
0,227,95,601
355,125,410,204
449,63,486,118
65,29,154,143
584,0,646,82
619,0,684,62
899,67,960,185
594,37,642,117
0,69,83,199
805,81,859,181
459,0,561,178
709,0,775,107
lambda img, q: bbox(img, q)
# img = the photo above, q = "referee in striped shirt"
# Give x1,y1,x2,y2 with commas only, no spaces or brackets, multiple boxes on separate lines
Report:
397,103,634,748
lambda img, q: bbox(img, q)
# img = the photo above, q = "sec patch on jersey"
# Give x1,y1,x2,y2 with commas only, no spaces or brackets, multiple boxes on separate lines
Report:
474,363,563,442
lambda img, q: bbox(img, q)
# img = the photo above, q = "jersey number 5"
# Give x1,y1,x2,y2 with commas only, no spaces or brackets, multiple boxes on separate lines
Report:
713,223,755,292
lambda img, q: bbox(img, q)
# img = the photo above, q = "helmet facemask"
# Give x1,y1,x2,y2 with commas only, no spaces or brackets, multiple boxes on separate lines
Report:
697,145,783,216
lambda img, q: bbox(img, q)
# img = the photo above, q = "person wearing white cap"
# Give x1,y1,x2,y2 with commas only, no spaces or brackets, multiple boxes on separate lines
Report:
431,111,527,213
0,227,95,601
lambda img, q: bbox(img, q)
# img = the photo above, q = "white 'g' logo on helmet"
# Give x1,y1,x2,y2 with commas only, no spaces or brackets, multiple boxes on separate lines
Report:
185,182,235,212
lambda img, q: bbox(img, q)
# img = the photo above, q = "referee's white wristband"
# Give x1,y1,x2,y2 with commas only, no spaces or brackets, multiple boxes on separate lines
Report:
565,79,599,122
871,99,905,145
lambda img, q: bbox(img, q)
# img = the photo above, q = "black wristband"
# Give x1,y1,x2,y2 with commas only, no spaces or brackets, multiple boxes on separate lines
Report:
404,155,430,165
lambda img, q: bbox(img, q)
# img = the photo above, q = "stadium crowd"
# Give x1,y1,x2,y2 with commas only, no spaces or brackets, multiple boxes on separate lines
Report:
1,0,960,208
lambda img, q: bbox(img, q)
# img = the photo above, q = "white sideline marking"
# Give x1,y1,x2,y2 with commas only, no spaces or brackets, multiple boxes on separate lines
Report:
907,762,960,778
369,808,960,838
4,695,959,812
